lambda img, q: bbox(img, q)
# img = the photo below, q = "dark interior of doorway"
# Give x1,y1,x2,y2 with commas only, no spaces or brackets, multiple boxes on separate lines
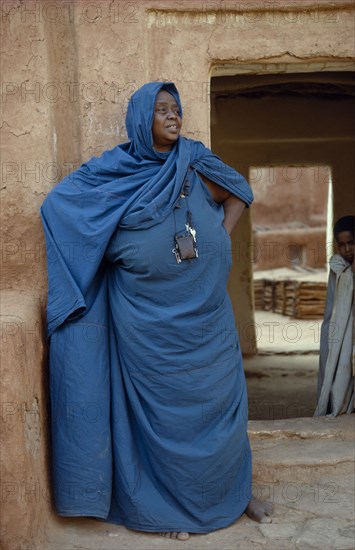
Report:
210,72,355,420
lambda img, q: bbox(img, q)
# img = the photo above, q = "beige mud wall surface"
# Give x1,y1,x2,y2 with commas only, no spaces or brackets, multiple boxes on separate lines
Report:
1,1,354,548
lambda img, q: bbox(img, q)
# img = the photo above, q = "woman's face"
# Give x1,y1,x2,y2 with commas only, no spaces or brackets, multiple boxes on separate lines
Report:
152,90,182,152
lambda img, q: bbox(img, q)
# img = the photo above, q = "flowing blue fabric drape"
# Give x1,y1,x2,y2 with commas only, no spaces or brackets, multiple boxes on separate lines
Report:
41,81,254,530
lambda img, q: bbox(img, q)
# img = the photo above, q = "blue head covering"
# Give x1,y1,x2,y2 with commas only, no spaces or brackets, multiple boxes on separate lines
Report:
125,82,182,160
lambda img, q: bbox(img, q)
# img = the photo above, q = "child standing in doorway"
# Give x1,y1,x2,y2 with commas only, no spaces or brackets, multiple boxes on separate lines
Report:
315,215,354,416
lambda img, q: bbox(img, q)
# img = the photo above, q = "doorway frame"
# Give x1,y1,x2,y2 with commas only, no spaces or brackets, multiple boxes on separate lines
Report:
209,61,355,355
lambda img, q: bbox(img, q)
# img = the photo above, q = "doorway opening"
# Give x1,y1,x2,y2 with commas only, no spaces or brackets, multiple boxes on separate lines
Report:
251,164,331,348
249,164,331,419
210,71,355,419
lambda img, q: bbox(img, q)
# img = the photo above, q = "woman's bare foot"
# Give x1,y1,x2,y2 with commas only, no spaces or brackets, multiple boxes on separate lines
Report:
246,498,273,523
161,532,190,541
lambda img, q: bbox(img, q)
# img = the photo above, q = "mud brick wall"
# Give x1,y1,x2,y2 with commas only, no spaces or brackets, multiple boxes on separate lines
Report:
1,1,354,547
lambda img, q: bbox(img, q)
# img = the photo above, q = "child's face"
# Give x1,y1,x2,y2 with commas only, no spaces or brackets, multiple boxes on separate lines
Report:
335,231,354,264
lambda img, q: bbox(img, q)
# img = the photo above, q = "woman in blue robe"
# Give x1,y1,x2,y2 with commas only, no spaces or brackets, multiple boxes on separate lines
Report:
41,82,272,540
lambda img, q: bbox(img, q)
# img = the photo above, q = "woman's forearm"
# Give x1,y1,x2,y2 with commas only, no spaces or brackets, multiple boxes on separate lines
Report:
197,172,246,234
223,195,246,235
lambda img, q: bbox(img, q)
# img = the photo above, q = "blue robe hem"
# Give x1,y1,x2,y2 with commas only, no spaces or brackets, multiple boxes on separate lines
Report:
106,508,248,534
56,511,108,520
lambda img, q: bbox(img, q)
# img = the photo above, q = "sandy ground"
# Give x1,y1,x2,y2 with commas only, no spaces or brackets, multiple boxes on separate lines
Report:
244,354,318,420
253,310,322,355
243,310,320,420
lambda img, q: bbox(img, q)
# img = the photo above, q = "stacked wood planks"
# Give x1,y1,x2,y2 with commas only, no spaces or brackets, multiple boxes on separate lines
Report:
263,279,274,311
253,279,265,310
253,268,327,319
274,281,285,314
285,280,327,319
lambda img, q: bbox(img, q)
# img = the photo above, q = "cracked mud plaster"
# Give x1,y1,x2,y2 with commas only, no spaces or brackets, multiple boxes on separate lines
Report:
2,119,34,138
24,396,41,459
